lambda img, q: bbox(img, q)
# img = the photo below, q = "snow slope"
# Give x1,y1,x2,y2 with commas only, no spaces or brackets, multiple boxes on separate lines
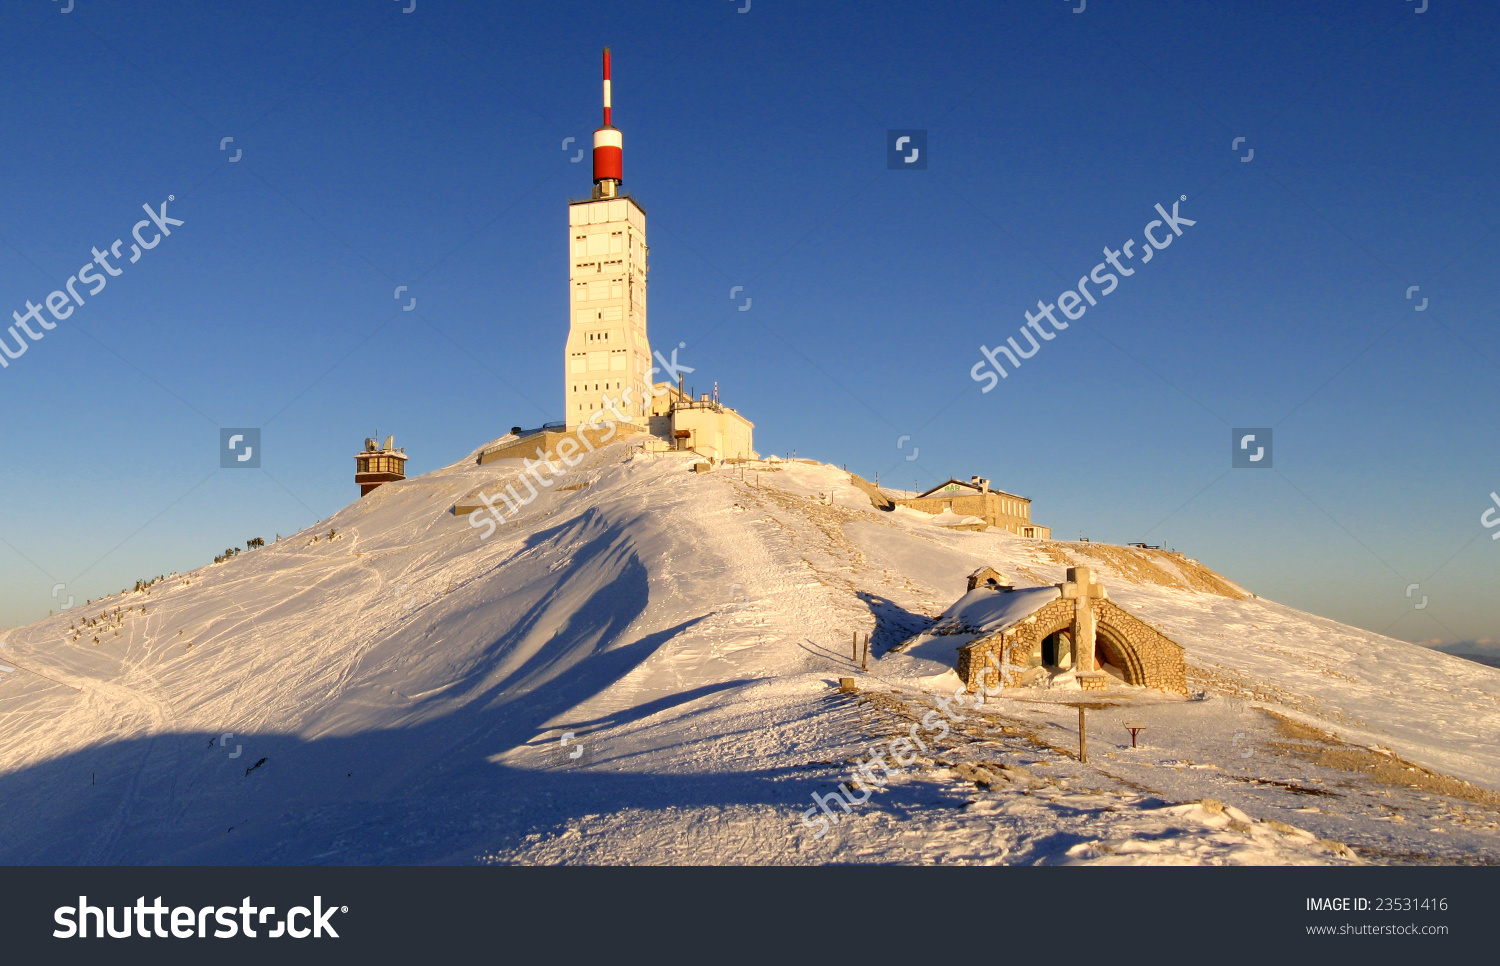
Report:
1,441,1497,865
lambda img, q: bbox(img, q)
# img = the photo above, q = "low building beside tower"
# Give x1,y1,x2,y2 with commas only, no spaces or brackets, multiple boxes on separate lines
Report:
647,382,755,462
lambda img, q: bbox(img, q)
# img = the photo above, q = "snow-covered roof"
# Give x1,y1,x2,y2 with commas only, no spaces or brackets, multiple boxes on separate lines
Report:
935,585,1060,637
914,478,1030,501
893,585,1060,667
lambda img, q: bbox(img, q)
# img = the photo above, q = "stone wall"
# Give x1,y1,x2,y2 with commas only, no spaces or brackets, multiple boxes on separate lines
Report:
895,490,1035,536
955,598,1074,688
477,422,650,465
1094,599,1188,695
846,473,895,511
955,596,1186,695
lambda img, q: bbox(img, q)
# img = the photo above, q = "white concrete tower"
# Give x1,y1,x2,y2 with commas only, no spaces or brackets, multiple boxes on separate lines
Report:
565,47,652,428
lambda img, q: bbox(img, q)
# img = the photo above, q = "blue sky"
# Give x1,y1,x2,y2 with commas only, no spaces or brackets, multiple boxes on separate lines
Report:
0,0,1496,650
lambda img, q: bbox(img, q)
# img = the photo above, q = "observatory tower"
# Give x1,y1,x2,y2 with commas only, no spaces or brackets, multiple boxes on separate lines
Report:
564,47,652,429
355,435,406,496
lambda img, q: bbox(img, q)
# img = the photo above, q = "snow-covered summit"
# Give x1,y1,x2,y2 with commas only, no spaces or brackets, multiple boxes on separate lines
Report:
0,440,1497,865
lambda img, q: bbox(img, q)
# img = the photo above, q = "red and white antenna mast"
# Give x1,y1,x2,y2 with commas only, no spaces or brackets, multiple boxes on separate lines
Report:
593,47,623,199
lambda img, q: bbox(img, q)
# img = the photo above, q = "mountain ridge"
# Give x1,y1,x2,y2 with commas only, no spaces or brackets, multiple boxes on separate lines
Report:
1,440,1498,865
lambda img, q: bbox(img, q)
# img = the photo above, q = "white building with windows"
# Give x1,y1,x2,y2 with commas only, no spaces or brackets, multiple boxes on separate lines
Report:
564,195,652,428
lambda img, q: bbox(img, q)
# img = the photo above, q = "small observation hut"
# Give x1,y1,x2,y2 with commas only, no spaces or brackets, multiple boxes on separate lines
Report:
355,435,407,496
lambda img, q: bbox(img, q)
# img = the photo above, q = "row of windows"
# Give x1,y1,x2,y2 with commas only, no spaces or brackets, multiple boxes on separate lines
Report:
357,456,404,475
572,379,650,414
993,496,1028,518
576,306,625,325
937,494,1029,520
569,348,630,372
568,240,644,267
574,280,626,301
573,257,627,274
572,231,626,258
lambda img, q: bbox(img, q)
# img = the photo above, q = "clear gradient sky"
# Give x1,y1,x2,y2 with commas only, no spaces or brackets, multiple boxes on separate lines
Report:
1,0,1496,652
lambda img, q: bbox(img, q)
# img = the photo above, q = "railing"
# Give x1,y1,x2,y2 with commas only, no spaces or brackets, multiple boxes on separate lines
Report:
672,399,723,413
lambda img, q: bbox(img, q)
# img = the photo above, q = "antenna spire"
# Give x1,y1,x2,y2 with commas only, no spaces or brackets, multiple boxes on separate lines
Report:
592,47,622,198
602,47,612,128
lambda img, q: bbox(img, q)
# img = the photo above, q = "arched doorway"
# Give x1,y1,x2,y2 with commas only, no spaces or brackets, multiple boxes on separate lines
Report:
1037,629,1074,670
1029,621,1146,685
1093,624,1146,686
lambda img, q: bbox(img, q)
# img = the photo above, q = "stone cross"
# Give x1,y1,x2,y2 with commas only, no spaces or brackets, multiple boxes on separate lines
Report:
1058,566,1107,674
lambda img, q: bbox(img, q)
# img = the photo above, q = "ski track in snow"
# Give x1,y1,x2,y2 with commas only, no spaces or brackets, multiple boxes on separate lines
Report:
0,445,1497,865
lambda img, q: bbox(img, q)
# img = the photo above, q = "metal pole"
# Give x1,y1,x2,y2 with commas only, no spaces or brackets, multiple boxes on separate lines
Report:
861,634,869,671
1078,706,1088,763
